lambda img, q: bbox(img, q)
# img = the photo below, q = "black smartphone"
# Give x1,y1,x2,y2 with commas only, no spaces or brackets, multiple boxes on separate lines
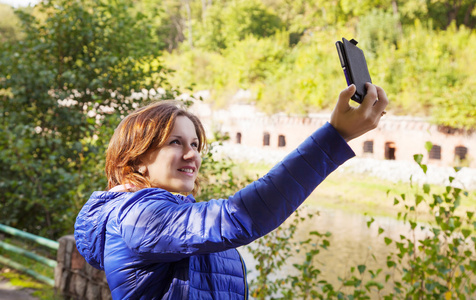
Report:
335,38,372,103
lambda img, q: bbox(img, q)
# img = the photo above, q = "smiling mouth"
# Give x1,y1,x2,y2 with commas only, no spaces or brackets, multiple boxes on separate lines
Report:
178,168,194,174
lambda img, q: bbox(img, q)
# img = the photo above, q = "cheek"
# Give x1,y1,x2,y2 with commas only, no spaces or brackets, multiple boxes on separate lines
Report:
147,164,164,181
148,153,171,177
196,156,202,171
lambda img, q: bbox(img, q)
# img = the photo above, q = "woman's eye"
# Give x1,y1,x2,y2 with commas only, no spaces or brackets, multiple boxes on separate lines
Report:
170,140,180,145
191,142,199,148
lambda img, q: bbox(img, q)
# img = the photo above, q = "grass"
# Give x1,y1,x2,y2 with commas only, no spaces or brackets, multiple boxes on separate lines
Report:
308,171,413,217
0,238,55,278
309,170,476,222
0,238,58,299
0,267,58,300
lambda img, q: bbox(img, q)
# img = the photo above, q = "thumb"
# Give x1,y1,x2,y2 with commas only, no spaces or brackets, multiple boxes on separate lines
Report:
336,84,356,110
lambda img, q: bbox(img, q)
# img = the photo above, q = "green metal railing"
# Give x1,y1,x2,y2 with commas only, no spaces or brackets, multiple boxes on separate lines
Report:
0,223,59,286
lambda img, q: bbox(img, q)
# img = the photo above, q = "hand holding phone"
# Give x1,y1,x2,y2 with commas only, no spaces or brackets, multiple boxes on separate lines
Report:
330,83,389,142
335,38,372,103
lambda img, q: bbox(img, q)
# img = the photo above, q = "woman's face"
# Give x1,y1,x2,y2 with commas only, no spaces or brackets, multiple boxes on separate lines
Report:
140,116,201,193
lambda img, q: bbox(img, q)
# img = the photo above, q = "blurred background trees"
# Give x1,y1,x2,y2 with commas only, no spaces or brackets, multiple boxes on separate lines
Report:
122,0,476,125
0,0,173,238
0,0,475,238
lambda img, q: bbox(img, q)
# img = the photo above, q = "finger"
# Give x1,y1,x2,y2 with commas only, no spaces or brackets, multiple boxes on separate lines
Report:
373,85,389,112
359,83,378,110
336,84,356,111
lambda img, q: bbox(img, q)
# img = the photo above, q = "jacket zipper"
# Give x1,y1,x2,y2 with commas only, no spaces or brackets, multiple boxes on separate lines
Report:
237,250,248,300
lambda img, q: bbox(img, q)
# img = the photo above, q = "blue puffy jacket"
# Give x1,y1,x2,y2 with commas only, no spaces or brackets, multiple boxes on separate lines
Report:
74,123,355,299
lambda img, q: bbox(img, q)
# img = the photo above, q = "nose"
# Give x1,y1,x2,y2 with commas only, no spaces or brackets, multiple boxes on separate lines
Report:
183,145,198,161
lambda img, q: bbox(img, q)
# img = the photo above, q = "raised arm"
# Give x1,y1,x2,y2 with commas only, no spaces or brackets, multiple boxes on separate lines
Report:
118,84,389,261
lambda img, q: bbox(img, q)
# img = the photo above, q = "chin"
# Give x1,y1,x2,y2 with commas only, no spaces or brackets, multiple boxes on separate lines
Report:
183,187,195,194
174,185,194,194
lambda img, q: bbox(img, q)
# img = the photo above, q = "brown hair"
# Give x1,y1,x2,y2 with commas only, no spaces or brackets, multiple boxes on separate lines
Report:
105,101,206,195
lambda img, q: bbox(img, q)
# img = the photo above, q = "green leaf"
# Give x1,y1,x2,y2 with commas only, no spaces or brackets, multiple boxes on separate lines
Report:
423,184,430,194
343,279,361,287
421,164,428,174
384,237,393,245
387,260,396,268
365,280,384,290
434,195,443,204
367,217,375,228
413,154,423,165
357,264,366,274
462,229,471,239
424,141,433,152
415,194,424,206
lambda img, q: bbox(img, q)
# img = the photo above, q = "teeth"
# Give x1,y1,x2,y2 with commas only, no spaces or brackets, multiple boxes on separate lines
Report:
179,168,193,173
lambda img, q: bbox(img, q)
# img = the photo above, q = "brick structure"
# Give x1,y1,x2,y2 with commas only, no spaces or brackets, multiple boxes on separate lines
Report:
190,102,476,168
55,235,111,300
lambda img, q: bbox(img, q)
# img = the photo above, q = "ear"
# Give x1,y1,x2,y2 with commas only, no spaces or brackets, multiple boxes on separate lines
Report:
138,165,147,175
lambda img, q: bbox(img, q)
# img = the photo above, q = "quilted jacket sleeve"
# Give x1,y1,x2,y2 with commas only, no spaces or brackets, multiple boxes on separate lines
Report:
118,122,355,262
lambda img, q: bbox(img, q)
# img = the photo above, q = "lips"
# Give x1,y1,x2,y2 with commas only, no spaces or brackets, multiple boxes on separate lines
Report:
178,167,195,174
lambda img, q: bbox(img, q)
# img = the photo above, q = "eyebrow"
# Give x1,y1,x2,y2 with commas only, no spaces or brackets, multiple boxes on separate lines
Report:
169,135,199,140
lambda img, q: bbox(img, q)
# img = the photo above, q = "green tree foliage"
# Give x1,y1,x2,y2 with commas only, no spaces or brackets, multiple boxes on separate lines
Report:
193,3,228,50
426,0,476,29
379,153,476,299
370,21,476,127
1,0,474,253
358,8,401,57
163,0,476,129
0,4,24,42
197,143,257,203
135,0,186,52
0,0,171,239
133,0,476,127
261,0,346,33
194,0,283,50
135,0,476,51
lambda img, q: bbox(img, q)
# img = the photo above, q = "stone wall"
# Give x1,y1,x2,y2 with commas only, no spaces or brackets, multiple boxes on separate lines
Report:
55,235,111,300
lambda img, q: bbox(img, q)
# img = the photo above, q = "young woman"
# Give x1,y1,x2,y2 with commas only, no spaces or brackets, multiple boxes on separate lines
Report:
75,83,388,299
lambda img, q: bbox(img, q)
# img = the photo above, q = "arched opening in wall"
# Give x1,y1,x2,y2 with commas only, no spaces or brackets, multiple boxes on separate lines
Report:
236,132,242,144
263,132,270,146
429,144,441,160
363,140,374,154
385,142,396,160
455,146,468,162
278,135,286,147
